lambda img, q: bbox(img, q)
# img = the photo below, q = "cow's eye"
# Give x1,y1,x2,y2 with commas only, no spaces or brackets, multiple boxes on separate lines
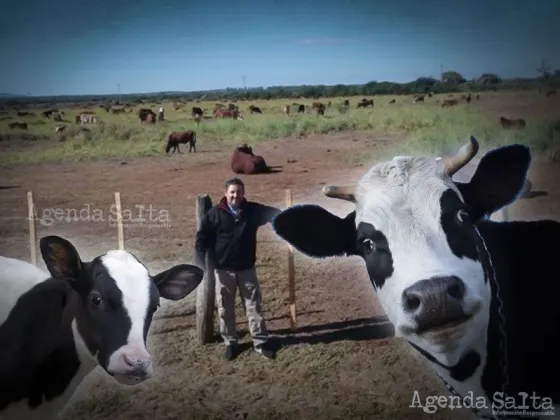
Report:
90,292,103,307
362,238,375,253
457,209,470,223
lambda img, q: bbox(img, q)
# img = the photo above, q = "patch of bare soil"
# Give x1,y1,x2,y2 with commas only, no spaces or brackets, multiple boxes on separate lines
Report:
1,128,559,420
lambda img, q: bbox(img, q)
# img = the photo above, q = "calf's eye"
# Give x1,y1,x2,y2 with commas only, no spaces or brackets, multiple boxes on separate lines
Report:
90,293,103,307
362,238,375,253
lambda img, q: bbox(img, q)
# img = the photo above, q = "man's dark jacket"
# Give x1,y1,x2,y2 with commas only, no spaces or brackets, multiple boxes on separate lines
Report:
194,197,280,271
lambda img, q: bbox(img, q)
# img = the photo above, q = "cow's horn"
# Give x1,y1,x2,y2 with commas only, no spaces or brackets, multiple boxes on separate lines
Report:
322,185,356,202
438,136,479,175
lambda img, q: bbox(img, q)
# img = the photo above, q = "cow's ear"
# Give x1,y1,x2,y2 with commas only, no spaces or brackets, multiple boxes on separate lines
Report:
39,235,84,281
273,205,357,258
457,144,531,220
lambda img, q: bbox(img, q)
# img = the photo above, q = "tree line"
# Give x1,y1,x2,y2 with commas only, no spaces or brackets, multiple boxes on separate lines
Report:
2,68,559,106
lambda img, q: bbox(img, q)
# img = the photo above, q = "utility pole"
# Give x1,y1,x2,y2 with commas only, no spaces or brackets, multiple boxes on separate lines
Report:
440,65,444,81
241,75,247,91
117,83,121,103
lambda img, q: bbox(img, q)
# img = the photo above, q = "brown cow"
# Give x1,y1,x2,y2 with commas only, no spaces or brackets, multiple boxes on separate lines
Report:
145,113,156,124
138,108,156,122
111,105,127,114
231,144,268,174
441,99,459,108
8,122,28,129
214,108,243,120
166,131,196,153
284,105,290,116
42,109,59,118
311,101,326,115
414,95,425,103
500,116,526,129
357,99,374,108
389,99,396,104
546,89,557,97
297,104,305,113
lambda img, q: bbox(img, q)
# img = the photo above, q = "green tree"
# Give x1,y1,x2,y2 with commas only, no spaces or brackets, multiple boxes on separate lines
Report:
441,71,466,85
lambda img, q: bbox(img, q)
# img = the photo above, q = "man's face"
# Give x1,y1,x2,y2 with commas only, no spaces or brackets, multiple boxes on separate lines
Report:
225,184,244,208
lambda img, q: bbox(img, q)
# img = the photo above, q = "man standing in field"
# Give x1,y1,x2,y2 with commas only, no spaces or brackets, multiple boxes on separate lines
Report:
195,177,281,360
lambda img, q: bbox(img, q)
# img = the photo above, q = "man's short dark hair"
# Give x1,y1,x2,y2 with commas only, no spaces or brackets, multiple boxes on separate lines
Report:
225,177,244,190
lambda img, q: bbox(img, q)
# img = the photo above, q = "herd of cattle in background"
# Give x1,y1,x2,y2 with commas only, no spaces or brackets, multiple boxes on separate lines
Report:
2,90,552,173
5,90,546,131
1,87,559,419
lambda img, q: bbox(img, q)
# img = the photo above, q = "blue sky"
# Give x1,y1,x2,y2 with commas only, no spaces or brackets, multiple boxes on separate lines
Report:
1,0,558,96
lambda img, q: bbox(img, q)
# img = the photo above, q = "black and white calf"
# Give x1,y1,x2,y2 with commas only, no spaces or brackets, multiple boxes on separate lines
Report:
0,235,203,420
273,137,560,419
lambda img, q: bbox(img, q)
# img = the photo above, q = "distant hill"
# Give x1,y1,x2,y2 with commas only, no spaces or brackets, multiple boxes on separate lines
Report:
0,70,557,105
0,93,28,99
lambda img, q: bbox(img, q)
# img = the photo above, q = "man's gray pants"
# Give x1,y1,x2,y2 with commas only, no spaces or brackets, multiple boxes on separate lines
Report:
215,266,269,348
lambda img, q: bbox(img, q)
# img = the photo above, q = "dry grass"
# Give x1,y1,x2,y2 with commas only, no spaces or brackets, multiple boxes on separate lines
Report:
1,89,559,420
1,91,558,165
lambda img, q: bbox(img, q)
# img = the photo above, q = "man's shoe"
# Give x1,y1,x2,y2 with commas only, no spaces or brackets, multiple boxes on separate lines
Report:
254,342,276,359
224,343,239,361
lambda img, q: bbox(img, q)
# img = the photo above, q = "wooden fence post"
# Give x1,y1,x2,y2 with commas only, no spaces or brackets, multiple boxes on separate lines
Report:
195,194,216,344
285,189,297,328
27,191,37,266
114,192,125,250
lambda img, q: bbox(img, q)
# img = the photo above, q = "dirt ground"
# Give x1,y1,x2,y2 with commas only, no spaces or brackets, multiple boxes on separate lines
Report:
1,109,559,419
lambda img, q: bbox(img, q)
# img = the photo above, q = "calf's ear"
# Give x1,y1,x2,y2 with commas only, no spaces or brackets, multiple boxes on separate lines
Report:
39,236,84,281
153,265,204,301
272,205,357,258
455,144,531,220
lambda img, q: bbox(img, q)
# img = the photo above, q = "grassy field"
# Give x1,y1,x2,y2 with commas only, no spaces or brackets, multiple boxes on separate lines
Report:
1,89,559,419
1,92,559,165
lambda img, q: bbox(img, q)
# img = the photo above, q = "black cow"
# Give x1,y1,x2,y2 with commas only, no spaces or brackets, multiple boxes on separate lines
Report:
249,105,262,114
273,137,560,419
191,106,204,118
0,235,203,419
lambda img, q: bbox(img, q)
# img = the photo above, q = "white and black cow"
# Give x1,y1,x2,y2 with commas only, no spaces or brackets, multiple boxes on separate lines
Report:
0,235,203,420
272,137,560,419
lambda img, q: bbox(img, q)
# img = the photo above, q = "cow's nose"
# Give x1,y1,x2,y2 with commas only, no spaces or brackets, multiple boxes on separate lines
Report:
402,276,466,332
121,353,153,378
